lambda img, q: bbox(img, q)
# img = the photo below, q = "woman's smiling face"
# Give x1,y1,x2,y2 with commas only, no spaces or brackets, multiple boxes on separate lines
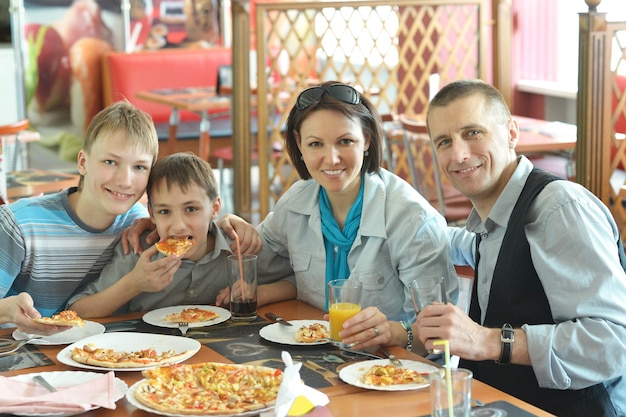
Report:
296,109,369,198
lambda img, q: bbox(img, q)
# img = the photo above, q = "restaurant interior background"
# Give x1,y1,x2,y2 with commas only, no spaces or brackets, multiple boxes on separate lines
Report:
1,0,626,225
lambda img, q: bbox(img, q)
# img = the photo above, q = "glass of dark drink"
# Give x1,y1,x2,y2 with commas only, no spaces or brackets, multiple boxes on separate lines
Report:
227,254,258,320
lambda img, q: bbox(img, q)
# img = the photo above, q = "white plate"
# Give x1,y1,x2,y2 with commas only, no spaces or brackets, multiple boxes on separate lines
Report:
9,370,127,417
142,305,231,328
12,321,106,345
338,359,437,391
259,320,330,346
126,380,274,417
56,332,200,371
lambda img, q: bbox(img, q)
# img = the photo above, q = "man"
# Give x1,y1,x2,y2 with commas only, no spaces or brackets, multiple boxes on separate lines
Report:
417,79,626,416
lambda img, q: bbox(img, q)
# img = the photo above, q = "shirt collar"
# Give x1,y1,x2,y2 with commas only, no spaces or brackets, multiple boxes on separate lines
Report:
465,156,533,234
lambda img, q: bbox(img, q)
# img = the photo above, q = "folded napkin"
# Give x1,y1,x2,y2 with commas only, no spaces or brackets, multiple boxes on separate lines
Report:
0,371,117,414
274,351,331,417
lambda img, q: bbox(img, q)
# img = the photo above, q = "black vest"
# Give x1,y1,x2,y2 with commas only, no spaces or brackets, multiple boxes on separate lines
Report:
460,169,622,417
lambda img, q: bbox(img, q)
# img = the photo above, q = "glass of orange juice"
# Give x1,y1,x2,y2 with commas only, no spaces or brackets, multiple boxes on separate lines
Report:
328,279,363,342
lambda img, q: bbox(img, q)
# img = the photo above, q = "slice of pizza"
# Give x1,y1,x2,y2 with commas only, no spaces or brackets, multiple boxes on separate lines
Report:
71,343,191,368
32,310,85,327
156,237,193,256
164,307,219,323
361,364,427,386
295,323,329,343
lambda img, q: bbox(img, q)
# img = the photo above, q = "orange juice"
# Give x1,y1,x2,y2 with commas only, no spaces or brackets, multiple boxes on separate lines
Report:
329,302,362,341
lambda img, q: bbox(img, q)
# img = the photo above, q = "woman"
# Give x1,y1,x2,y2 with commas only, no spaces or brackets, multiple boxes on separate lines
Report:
257,81,458,352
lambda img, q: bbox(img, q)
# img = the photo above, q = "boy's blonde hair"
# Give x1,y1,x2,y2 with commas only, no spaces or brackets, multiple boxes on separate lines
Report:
79,100,159,189
147,152,219,206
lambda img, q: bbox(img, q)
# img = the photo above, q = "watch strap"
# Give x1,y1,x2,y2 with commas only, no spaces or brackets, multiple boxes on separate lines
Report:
497,323,514,365
400,321,413,351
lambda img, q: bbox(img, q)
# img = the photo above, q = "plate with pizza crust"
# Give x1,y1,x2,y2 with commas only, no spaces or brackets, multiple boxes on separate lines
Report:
259,319,331,346
125,377,275,417
12,321,106,345
56,332,200,371
142,305,231,329
338,359,437,391
9,371,128,417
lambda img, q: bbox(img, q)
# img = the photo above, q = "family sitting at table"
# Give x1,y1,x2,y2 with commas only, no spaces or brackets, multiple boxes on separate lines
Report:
2,80,626,417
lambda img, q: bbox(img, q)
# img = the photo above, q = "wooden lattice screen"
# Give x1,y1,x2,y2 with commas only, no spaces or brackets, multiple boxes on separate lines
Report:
243,0,490,219
577,5,626,239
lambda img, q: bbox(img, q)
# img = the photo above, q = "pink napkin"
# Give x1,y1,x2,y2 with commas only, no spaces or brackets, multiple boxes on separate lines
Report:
0,371,117,414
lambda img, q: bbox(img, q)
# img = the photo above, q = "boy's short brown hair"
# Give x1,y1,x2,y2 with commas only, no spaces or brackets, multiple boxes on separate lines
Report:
147,152,219,206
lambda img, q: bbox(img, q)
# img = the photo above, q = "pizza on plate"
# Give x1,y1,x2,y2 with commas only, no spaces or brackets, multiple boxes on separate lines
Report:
134,362,283,415
295,323,329,343
361,364,427,386
32,310,85,327
164,307,219,323
71,343,191,368
156,237,193,256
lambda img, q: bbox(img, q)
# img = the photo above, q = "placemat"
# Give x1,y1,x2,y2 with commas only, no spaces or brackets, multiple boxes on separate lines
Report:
104,316,380,389
0,345,54,372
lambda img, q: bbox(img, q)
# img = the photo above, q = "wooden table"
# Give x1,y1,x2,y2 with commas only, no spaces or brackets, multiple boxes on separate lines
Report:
0,300,555,417
516,116,576,154
136,87,232,161
6,169,79,202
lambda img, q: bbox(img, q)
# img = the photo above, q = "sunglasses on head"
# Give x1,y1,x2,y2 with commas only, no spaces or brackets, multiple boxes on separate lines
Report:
295,84,361,111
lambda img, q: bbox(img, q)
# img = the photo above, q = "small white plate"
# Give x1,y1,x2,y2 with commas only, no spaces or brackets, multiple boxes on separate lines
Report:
259,320,330,346
57,332,200,371
142,305,231,328
13,321,105,345
126,379,274,417
9,370,127,417
338,359,437,391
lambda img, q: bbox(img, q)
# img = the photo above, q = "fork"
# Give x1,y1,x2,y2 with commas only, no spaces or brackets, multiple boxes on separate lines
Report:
178,322,189,336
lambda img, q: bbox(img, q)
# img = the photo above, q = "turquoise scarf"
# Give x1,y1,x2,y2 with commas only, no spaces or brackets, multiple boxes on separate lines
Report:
320,178,364,307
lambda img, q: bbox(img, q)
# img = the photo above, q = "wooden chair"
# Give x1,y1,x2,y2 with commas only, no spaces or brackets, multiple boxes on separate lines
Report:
397,114,473,223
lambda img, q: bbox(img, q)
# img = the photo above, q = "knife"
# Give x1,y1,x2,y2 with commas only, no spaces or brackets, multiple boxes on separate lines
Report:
380,348,403,366
265,313,293,326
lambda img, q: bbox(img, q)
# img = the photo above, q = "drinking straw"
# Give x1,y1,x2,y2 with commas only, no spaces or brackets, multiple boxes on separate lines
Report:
233,233,246,300
433,339,453,417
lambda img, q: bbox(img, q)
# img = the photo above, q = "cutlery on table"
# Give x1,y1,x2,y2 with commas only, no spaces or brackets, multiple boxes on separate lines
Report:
0,336,45,356
32,375,57,392
178,322,189,336
380,348,403,366
265,313,293,326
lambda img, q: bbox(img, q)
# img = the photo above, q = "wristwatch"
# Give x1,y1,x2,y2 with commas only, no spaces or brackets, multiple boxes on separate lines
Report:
496,323,514,365
400,321,413,351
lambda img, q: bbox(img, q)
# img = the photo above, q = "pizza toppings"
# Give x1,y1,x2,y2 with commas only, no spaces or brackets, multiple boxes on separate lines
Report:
361,364,427,386
32,310,85,327
164,307,219,323
156,237,193,256
71,343,191,368
295,323,329,343
134,362,283,415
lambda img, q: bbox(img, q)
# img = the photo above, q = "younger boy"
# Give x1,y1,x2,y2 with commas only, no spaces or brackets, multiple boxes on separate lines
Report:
68,153,295,316
0,101,160,334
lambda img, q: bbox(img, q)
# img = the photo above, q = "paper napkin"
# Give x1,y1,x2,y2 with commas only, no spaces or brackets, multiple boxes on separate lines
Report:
0,371,117,414
274,351,331,417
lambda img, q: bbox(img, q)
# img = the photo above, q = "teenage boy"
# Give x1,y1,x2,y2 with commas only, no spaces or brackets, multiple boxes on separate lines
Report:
0,101,159,334
68,153,295,316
